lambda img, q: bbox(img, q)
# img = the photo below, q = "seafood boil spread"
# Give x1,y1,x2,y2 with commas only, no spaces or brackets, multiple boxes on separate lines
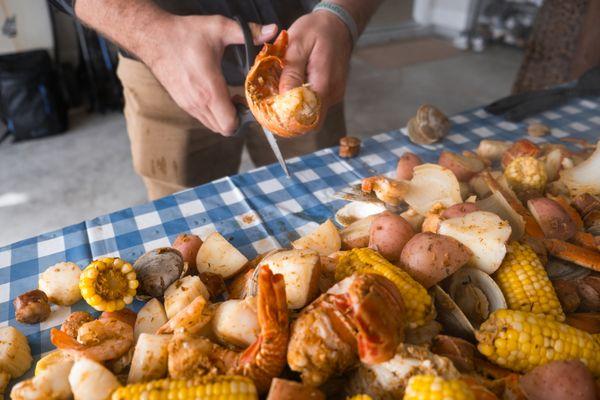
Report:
3,34,600,400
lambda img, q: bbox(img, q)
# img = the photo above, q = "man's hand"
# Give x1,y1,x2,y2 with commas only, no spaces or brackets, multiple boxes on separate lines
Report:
74,0,277,136
279,11,352,122
140,15,277,135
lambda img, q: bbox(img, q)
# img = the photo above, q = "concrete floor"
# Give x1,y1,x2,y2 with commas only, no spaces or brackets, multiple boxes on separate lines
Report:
0,43,522,246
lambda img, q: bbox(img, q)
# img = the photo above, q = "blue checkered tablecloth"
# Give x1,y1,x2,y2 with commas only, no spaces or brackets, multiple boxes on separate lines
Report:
1,97,599,390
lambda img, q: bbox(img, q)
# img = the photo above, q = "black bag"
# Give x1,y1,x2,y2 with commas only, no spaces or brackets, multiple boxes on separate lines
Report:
0,49,68,142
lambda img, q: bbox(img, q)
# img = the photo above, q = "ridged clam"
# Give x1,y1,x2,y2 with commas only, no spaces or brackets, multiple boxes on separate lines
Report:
433,267,506,340
407,104,451,145
133,247,184,298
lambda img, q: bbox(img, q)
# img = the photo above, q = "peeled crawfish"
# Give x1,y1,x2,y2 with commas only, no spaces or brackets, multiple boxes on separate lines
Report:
433,268,506,340
245,30,321,138
407,104,451,145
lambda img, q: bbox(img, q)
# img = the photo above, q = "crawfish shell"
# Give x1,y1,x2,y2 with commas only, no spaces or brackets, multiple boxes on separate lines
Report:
133,247,184,298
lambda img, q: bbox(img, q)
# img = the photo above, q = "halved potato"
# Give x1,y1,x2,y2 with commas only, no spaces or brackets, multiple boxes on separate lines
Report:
259,249,321,309
212,297,260,347
128,333,170,384
196,232,249,279
292,220,341,256
134,298,168,342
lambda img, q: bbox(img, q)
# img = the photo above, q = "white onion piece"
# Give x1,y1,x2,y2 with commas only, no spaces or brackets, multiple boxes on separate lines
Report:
559,141,600,196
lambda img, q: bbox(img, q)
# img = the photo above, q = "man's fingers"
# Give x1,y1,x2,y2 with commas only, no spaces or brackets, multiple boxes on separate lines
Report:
279,44,307,93
207,74,239,136
220,16,278,46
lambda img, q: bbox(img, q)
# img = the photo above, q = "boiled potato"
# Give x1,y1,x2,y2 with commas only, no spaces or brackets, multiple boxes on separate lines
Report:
400,232,472,288
172,233,202,269
519,360,597,400
438,211,511,274
134,298,168,342
196,232,249,279
440,203,479,219
259,249,321,309
164,275,209,319
369,211,414,262
212,297,259,347
38,262,81,306
340,215,376,249
396,152,423,181
527,197,577,240
128,333,170,384
292,219,341,256
68,358,120,400
438,151,485,181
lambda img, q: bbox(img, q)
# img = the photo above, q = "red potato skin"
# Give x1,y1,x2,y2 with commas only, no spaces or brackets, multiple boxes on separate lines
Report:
172,233,203,269
519,360,597,400
438,151,484,182
396,152,423,180
369,212,415,262
441,203,479,219
267,378,325,400
527,198,577,240
399,232,472,288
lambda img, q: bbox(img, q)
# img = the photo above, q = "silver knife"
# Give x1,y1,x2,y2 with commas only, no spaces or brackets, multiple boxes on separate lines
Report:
261,127,290,177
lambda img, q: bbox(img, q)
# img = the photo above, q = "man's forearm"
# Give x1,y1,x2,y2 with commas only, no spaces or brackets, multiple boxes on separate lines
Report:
74,0,171,64
328,0,383,35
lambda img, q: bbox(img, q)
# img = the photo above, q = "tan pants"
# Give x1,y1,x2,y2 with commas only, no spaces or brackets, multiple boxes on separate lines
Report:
116,56,346,200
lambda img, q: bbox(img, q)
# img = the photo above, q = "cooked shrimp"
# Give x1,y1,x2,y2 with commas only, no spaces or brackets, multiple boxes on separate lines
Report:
51,318,133,362
158,295,213,335
168,266,288,393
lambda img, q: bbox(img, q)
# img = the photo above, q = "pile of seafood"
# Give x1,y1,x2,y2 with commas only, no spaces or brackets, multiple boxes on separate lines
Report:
2,136,600,400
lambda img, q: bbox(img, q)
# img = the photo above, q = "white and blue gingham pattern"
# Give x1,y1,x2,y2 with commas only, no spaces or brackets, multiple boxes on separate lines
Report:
1,97,599,386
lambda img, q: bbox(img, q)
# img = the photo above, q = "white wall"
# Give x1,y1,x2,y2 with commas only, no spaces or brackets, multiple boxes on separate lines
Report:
0,0,53,55
413,0,474,32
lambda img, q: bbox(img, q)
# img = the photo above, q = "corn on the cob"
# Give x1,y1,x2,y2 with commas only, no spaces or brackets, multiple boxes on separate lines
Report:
111,376,258,400
0,326,32,379
79,257,138,312
503,156,547,199
336,248,433,327
346,396,373,400
404,375,475,400
476,309,600,376
494,242,564,321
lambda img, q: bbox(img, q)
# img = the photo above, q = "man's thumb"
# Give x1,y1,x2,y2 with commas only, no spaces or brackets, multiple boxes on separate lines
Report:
279,62,305,93
222,19,278,46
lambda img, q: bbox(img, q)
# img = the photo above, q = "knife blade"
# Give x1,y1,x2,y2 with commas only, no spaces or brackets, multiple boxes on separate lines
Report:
261,127,290,177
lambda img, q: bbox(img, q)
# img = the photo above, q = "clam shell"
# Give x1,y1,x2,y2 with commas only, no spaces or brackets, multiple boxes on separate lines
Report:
335,201,387,227
432,285,475,340
447,267,506,328
546,258,591,281
133,247,184,298
407,105,451,145
433,268,507,340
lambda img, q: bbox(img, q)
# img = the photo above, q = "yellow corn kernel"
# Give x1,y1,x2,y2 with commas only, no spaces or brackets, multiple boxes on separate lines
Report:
346,396,373,400
476,309,600,376
336,248,433,328
494,242,564,321
80,257,138,312
111,376,258,400
504,156,547,198
404,375,475,400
